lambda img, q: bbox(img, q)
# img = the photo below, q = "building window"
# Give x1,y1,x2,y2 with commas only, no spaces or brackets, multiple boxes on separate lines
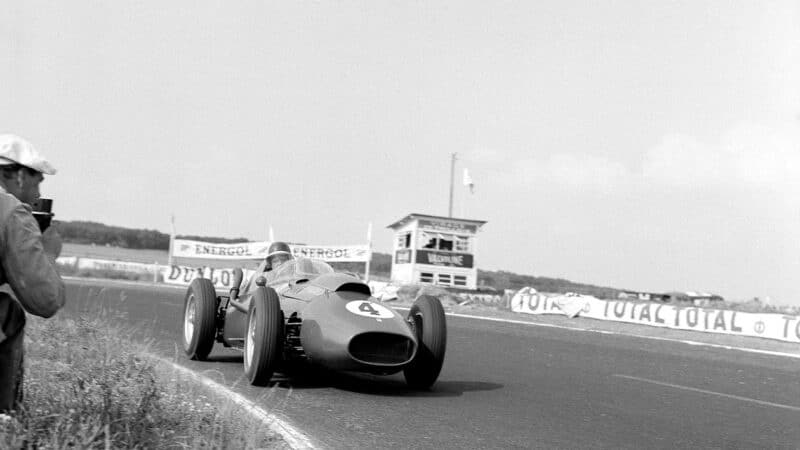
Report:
438,234,453,251
419,231,467,252
455,236,470,252
419,272,434,283
419,231,437,249
437,273,452,286
453,275,467,286
396,232,411,249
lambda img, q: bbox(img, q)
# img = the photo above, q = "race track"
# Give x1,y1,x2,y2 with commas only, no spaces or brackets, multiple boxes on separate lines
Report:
63,279,800,449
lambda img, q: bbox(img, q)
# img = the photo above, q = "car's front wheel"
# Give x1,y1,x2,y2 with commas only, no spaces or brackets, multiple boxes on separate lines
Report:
243,286,284,386
403,295,447,389
183,278,218,361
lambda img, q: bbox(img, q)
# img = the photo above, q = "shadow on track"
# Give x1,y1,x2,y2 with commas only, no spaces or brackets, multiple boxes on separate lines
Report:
325,378,504,398
205,354,243,363
174,354,503,398
265,366,503,398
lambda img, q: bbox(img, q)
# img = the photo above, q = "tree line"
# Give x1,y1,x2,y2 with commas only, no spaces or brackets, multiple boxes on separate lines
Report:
54,220,249,249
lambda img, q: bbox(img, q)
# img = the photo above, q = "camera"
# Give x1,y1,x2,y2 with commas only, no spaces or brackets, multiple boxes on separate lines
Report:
31,198,54,232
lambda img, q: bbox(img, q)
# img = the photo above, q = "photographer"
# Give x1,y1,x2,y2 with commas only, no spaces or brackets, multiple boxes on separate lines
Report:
0,135,65,413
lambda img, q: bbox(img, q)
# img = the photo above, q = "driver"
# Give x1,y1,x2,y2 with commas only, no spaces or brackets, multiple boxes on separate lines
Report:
235,241,295,297
263,241,293,272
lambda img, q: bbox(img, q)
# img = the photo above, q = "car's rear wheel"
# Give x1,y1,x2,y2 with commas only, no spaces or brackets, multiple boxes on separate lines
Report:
403,295,447,389
243,286,283,386
183,278,218,361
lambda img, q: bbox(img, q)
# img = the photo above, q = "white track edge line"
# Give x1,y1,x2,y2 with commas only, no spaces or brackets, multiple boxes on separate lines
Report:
613,374,800,412
147,354,317,450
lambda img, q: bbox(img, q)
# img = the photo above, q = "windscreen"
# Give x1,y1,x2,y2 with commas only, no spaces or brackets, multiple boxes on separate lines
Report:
272,257,334,281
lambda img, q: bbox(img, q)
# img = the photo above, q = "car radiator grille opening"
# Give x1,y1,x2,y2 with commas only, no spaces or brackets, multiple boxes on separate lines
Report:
349,333,414,365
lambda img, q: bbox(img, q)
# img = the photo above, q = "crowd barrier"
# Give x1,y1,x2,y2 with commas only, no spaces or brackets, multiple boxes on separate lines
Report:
57,257,800,344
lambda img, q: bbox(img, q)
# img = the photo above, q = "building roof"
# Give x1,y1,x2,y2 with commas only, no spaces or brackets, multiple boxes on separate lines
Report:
386,213,488,230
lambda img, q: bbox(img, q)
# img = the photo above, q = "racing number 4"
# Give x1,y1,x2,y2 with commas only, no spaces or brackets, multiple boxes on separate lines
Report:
358,302,381,316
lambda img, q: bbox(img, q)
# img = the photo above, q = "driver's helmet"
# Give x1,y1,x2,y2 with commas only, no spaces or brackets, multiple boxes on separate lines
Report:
264,241,293,271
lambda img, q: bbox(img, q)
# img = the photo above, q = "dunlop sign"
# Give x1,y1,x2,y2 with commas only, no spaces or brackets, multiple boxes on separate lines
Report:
163,265,255,289
511,287,800,344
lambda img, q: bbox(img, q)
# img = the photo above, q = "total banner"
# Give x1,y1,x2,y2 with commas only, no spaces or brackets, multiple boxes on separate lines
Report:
162,265,255,290
510,287,800,343
172,239,371,262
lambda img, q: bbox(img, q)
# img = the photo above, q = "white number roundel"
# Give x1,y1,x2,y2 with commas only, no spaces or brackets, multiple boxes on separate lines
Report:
345,301,394,319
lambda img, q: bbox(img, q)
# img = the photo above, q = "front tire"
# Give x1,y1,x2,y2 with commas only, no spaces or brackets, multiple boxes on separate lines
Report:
403,295,447,389
243,286,283,386
183,278,218,361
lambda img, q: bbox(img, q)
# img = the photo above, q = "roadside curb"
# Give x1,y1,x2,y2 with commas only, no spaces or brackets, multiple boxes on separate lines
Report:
146,354,318,450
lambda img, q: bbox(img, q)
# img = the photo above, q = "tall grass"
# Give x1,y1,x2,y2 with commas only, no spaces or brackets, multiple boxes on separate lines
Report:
0,311,284,449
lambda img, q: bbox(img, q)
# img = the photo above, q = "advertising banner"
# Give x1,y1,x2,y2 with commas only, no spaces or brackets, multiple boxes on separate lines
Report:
510,287,800,343
162,265,255,290
415,250,474,268
395,249,412,264
76,258,160,274
171,239,271,260
417,218,479,234
172,240,371,262
290,244,371,262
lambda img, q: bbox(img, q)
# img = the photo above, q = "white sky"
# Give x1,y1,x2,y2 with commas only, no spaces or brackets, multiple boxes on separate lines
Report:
2,1,799,304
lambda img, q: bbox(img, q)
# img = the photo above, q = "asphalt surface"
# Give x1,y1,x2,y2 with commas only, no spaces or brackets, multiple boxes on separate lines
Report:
63,279,800,449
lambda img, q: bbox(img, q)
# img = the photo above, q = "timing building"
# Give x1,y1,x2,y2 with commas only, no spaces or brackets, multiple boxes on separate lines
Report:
387,213,487,289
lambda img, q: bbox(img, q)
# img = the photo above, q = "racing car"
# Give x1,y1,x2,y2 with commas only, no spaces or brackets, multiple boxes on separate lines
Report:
181,256,447,389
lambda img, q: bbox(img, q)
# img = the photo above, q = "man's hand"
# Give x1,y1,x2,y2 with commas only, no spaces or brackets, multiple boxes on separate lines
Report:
41,227,63,260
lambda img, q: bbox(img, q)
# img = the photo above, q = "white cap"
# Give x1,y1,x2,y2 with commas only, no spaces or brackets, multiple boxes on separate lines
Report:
0,134,57,175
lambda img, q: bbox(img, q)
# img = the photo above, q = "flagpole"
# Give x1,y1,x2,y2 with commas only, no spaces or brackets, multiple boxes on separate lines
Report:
168,214,175,266
448,152,457,217
461,167,474,218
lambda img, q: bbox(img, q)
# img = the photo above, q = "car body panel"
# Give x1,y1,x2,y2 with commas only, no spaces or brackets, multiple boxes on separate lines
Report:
222,258,418,373
299,289,416,372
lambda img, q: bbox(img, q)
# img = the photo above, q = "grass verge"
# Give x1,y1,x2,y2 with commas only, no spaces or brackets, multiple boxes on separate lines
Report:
0,311,285,449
